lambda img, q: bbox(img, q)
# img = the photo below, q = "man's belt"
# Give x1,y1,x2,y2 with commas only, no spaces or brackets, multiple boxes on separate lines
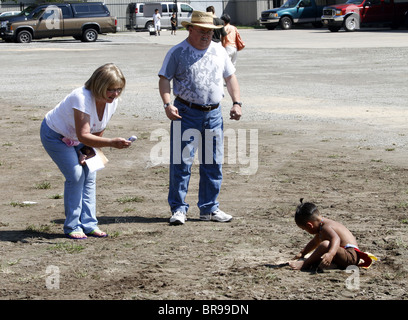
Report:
175,97,219,112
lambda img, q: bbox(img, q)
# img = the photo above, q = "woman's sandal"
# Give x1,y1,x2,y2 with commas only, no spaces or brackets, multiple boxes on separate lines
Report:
87,229,108,238
66,231,87,240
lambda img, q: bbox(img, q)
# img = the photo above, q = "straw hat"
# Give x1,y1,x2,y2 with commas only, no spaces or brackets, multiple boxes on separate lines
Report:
181,10,223,29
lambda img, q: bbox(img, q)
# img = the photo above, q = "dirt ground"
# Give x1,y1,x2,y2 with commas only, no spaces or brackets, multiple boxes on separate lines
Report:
1,30,408,304
1,102,408,301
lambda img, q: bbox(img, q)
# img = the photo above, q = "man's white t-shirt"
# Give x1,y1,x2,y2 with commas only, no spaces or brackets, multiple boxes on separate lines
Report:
45,86,118,141
158,40,235,105
153,13,161,26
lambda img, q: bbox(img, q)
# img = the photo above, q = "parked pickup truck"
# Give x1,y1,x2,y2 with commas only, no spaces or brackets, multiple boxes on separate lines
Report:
321,0,408,32
0,2,117,43
259,0,344,30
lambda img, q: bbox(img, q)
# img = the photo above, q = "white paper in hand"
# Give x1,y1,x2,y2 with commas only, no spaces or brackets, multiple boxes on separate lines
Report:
85,148,106,173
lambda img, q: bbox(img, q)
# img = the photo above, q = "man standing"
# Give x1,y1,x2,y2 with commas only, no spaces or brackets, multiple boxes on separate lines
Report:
158,10,242,225
206,6,227,43
153,8,161,36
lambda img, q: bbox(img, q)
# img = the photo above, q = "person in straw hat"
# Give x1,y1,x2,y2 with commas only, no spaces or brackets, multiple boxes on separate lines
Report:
158,10,243,226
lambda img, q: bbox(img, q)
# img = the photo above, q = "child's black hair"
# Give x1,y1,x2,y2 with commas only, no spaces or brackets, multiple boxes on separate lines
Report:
295,198,319,226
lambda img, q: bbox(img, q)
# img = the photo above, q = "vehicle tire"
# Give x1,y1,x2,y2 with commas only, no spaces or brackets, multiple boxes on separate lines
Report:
82,28,98,42
344,15,358,32
16,30,32,43
279,17,292,30
145,21,154,30
328,26,341,32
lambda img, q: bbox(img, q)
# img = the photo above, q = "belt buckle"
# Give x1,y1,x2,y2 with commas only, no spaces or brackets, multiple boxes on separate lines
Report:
202,104,212,111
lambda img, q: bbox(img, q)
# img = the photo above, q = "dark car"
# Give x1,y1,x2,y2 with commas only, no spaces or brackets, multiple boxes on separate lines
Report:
1,2,117,42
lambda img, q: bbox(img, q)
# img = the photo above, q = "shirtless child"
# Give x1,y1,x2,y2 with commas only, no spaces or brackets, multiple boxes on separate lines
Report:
289,199,363,271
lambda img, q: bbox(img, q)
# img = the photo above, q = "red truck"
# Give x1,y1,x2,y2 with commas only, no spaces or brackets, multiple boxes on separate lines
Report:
321,0,408,32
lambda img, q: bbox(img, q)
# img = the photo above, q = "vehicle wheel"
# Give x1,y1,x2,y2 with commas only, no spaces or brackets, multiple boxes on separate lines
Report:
16,30,32,43
344,15,358,32
328,26,341,32
279,17,292,30
82,28,98,42
145,21,154,30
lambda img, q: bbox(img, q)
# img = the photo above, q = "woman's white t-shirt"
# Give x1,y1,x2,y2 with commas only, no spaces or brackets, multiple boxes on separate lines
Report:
45,86,118,141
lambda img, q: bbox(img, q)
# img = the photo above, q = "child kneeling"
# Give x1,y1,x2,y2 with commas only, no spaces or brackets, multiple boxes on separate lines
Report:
289,199,375,271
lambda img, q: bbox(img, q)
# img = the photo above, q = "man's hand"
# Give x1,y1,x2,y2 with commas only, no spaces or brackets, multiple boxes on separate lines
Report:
230,104,242,120
165,105,182,121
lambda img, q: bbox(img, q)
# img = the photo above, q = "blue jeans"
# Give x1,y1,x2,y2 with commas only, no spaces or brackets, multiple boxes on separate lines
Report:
40,119,98,234
168,100,224,216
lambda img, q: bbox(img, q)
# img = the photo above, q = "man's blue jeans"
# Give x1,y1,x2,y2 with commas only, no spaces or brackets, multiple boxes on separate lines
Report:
40,119,98,234
168,100,224,216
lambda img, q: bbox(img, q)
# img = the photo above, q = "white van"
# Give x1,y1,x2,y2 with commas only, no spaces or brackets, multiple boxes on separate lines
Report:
126,2,193,30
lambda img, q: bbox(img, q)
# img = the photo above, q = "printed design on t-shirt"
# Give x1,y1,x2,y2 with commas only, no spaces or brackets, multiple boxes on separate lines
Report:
171,45,223,104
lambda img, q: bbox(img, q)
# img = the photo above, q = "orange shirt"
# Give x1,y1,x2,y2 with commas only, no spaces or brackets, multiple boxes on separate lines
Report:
222,24,237,48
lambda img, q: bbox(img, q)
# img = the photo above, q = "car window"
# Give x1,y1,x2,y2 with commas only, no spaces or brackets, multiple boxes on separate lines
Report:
162,4,168,13
73,4,105,14
32,9,45,20
60,6,73,18
42,8,58,20
73,4,90,13
88,4,107,13
20,5,36,17
168,4,177,12
180,4,193,13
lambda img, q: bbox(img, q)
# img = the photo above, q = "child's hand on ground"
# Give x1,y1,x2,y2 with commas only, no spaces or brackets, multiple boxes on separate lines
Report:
319,253,334,268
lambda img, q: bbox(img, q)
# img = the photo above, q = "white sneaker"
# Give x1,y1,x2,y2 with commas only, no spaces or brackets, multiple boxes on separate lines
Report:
169,211,186,225
200,209,232,222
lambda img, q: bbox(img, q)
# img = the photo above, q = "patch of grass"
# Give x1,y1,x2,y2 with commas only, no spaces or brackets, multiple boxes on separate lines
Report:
328,154,344,159
35,181,51,189
49,193,63,199
10,201,34,208
109,230,121,238
396,202,408,209
48,242,85,254
116,195,144,204
26,224,52,233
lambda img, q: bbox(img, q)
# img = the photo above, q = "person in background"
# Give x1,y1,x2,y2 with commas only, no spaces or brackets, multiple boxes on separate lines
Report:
40,63,131,239
171,12,177,35
221,14,238,66
206,6,226,43
153,8,161,36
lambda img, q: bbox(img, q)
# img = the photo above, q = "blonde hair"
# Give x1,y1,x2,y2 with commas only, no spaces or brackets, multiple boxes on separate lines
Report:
84,63,126,100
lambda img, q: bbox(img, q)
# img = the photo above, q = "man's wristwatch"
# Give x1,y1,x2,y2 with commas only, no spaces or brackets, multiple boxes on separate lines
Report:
233,102,242,107
163,102,171,109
